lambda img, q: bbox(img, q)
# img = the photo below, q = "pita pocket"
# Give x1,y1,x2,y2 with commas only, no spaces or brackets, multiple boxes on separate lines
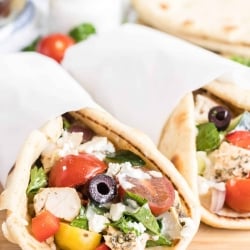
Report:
0,108,200,250
159,79,250,229
131,0,250,59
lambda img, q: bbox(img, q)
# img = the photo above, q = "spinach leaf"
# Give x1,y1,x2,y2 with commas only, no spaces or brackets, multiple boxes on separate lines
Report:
146,234,172,247
70,206,88,230
105,150,145,166
26,166,47,194
125,204,160,235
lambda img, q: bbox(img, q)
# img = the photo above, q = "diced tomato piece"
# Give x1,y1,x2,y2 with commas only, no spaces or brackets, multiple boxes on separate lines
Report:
95,243,111,250
31,210,60,242
49,153,107,187
225,178,250,213
226,130,250,149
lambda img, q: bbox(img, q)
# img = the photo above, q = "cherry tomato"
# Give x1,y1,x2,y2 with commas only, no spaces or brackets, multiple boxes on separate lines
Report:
95,243,111,250
225,178,250,212
31,210,60,242
225,130,250,149
119,167,175,216
36,33,75,63
49,153,107,187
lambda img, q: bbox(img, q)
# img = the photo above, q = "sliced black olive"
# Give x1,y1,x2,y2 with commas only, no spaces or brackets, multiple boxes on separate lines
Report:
208,106,232,131
88,174,117,204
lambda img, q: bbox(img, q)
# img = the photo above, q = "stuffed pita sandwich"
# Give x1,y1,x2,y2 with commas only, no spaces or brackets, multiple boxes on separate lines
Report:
0,108,200,250
131,0,250,59
159,79,250,229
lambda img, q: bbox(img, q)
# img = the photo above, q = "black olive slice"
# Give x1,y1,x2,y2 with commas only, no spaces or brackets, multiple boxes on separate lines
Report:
208,106,232,131
88,174,117,204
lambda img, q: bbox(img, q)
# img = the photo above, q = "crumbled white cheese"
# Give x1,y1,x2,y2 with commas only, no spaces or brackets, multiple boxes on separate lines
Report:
117,162,151,189
106,162,122,177
149,170,163,178
88,213,110,233
78,136,115,160
179,217,196,239
127,221,146,234
198,176,225,195
109,203,126,221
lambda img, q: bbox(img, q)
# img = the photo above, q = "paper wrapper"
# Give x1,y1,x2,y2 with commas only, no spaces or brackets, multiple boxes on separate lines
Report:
0,52,99,186
1,23,250,186
62,23,249,143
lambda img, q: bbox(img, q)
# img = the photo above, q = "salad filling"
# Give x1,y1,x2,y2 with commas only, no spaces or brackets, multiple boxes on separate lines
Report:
195,91,250,215
26,113,194,250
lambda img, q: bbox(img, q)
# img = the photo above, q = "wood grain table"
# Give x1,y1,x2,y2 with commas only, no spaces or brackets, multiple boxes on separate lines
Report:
0,185,249,249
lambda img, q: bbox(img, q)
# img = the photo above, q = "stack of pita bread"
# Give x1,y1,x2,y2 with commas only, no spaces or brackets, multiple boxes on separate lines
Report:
131,0,250,59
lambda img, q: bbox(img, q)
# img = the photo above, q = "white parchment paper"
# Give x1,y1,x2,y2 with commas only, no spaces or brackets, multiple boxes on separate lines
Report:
63,23,248,143
0,52,99,185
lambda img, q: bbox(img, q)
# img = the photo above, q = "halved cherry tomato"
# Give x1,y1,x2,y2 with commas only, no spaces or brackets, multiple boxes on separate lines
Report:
31,210,60,242
36,33,75,63
95,243,111,250
49,153,107,187
225,178,250,213
226,130,250,149
119,167,175,216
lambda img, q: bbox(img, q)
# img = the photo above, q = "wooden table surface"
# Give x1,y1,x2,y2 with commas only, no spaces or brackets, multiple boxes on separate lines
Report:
0,185,249,249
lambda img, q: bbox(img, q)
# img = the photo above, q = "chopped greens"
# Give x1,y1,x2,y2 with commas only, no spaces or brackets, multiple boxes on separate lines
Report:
105,150,145,166
146,234,172,247
69,23,96,43
26,166,47,194
124,191,147,206
196,123,221,152
70,206,88,230
125,204,160,235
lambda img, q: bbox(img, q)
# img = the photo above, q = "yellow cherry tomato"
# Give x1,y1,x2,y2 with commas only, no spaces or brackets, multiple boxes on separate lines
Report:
55,223,102,250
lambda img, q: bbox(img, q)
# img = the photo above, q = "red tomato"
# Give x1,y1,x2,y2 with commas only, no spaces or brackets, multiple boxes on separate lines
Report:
96,243,111,250
226,130,250,149
225,178,250,212
119,167,175,216
36,33,75,63
31,210,60,242
49,153,107,187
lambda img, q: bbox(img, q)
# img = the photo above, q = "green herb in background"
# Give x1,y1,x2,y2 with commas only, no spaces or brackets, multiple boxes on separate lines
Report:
69,23,96,43
231,55,250,67
21,37,41,51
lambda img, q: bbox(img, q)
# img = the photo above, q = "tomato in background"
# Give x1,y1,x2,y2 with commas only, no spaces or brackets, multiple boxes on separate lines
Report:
95,243,111,250
49,153,107,187
225,178,250,213
119,167,175,216
31,210,60,242
36,33,75,63
225,130,250,149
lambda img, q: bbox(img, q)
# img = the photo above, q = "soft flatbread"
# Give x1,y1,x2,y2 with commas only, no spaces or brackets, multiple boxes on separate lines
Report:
159,79,250,229
0,107,200,250
131,0,250,58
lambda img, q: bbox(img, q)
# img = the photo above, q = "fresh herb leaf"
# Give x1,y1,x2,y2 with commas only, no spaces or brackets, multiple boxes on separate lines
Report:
124,191,147,206
70,206,88,230
26,166,47,194
111,216,142,235
146,234,172,247
231,55,250,67
69,23,96,43
196,123,220,152
125,204,160,235
105,150,145,166
22,37,41,51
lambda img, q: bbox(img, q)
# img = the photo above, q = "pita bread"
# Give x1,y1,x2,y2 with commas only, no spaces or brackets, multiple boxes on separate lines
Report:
0,108,200,250
159,79,250,229
131,0,250,57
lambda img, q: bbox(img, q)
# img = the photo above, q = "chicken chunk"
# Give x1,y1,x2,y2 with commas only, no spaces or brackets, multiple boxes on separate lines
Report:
34,187,81,221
